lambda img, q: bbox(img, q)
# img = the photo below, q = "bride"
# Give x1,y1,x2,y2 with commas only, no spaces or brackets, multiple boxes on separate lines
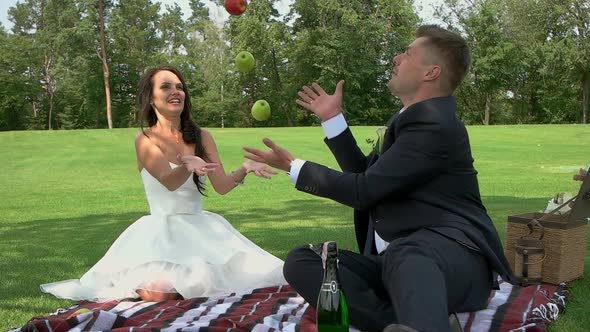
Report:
41,66,286,302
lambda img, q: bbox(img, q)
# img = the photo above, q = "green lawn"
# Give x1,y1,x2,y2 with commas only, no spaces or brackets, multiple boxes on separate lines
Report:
0,125,589,331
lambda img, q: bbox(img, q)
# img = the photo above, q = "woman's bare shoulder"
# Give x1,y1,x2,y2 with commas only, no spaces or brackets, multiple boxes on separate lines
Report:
135,128,155,144
200,128,211,139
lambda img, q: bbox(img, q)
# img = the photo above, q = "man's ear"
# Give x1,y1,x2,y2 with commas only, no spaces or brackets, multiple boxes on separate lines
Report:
424,65,442,82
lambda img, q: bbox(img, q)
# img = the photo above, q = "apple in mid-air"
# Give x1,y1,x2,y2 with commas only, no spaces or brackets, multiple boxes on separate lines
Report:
224,0,247,16
251,100,271,121
235,51,255,72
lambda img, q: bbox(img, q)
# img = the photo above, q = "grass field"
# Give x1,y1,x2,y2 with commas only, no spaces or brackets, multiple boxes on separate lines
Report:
0,125,589,331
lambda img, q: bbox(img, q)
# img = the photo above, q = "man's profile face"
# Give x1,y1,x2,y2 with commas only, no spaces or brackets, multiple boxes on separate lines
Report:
387,37,430,99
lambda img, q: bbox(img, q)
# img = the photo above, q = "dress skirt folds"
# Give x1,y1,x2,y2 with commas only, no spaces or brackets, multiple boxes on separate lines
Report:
40,164,286,301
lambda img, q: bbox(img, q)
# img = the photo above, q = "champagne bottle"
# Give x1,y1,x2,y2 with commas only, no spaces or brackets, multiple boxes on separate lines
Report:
316,241,349,332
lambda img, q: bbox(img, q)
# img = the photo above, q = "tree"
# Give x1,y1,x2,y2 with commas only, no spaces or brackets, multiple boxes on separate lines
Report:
96,0,113,129
159,3,189,60
554,0,590,123
0,32,39,130
8,0,89,129
1,0,586,130
288,0,418,125
186,20,235,127
225,0,294,127
441,0,517,125
109,0,161,127
501,0,586,123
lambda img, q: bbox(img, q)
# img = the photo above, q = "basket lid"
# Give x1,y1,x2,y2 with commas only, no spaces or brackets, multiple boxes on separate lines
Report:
568,166,590,223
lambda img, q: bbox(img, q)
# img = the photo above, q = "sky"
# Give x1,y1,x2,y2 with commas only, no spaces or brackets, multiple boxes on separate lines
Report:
0,0,441,32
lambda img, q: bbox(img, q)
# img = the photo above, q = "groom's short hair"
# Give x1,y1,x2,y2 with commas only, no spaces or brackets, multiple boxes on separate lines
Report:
416,25,471,93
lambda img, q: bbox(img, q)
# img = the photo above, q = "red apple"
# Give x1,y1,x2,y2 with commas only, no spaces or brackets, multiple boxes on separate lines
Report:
224,0,248,16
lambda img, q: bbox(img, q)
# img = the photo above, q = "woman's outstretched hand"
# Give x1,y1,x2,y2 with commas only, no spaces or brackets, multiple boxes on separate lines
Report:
242,159,278,179
177,155,219,176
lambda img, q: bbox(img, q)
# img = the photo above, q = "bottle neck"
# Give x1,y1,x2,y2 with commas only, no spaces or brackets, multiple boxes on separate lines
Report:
321,241,340,282
323,251,340,282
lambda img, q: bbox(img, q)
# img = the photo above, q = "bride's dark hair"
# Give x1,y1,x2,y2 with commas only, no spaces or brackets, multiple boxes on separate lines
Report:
137,65,208,194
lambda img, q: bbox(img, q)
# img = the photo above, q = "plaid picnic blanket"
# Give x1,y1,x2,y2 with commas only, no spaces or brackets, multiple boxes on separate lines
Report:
457,280,569,332
15,280,568,332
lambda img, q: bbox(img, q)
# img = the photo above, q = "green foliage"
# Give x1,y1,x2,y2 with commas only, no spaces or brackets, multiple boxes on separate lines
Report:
0,0,589,130
287,0,417,125
441,0,590,125
0,33,37,130
108,0,162,127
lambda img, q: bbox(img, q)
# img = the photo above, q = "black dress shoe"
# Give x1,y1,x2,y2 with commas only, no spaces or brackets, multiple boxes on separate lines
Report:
383,324,418,332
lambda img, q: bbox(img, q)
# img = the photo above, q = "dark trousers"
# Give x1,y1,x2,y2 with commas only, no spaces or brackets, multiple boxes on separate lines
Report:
283,229,492,332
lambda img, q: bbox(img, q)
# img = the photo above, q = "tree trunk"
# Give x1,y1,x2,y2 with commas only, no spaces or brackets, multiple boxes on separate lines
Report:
220,50,225,128
43,52,54,130
47,92,54,129
221,81,225,128
483,94,491,125
39,1,55,130
582,70,589,124
271,47,293,126
97,0,113,129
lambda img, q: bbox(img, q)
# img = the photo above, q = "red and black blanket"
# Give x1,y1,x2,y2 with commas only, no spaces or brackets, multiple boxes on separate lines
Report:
15,280,568,332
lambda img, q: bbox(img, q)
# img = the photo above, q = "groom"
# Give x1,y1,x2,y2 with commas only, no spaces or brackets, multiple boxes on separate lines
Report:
244,25,514,332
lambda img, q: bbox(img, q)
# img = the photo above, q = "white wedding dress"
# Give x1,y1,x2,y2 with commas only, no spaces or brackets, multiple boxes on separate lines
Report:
40,164,286,301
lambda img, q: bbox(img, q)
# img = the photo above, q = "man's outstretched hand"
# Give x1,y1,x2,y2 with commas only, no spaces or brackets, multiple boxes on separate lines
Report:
296,80,344,121
243,138,294,172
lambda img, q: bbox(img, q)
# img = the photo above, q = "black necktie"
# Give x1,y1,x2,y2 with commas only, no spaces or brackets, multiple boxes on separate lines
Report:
363,220,375,255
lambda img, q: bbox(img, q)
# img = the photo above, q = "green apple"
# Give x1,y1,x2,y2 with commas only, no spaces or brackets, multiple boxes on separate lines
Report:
251,100,271,121
235,51,255,72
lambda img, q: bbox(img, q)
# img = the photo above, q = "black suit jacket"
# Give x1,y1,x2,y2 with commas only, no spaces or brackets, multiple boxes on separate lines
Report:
296,96,514,285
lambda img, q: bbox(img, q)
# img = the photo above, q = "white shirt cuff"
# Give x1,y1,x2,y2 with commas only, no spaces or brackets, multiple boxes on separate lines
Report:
288,159,306,184
321,113,347,139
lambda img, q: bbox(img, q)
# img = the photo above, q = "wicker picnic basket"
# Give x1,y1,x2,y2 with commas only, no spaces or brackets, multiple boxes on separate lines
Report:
505,168,590,285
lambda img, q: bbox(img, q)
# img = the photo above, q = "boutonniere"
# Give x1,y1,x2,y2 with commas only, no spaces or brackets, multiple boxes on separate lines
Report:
367,126,388,154
375,126,388,154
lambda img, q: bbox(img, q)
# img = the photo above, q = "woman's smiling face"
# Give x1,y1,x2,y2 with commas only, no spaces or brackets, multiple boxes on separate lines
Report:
150,70,186,115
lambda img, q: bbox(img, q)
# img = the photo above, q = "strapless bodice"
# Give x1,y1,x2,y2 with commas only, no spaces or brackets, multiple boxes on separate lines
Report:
140,164,203,215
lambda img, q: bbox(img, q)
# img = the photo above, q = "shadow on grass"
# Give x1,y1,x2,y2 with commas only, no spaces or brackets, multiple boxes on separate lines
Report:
0,195,553,295
210,198,358,252
0,211,146,328
0,212,144,297
0,198,354,317
3,195,585,330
